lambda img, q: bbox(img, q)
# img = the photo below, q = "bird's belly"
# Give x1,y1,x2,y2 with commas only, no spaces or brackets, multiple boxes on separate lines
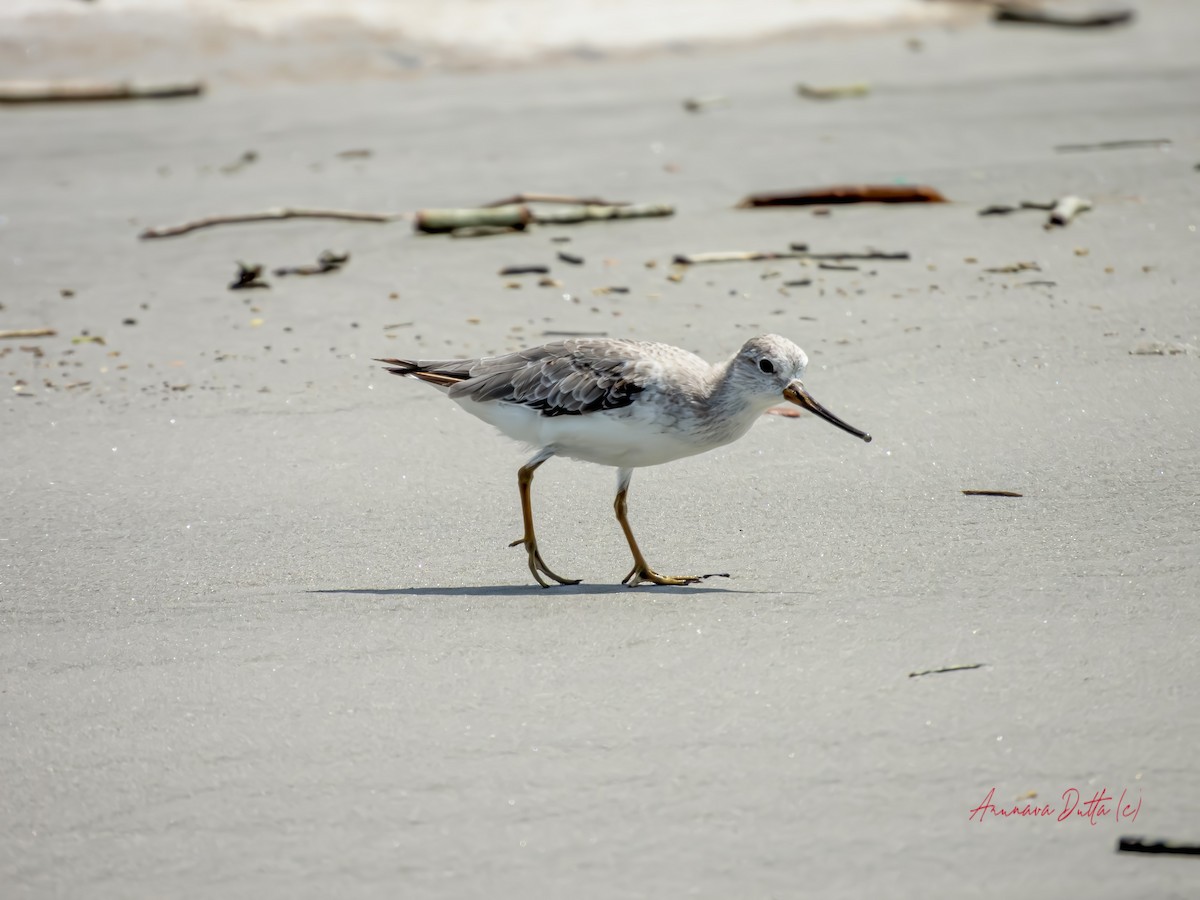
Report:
455,398,718,468
544,413,707,467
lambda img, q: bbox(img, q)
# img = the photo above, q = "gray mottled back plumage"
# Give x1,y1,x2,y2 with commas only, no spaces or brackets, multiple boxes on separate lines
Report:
378,339,713,418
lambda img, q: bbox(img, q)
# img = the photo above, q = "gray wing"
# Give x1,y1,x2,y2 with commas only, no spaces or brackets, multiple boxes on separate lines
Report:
451,340,652,417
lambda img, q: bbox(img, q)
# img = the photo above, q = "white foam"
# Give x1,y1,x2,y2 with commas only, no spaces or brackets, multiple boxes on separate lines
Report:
4,0,957,62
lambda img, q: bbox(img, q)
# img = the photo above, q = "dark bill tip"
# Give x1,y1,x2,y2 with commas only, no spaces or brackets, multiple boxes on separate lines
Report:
783,383,872,443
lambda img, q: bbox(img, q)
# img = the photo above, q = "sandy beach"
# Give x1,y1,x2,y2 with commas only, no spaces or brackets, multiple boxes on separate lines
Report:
2,1,1199,897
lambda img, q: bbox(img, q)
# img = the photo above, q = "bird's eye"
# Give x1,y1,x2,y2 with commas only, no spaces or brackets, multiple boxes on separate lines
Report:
758,359,775,374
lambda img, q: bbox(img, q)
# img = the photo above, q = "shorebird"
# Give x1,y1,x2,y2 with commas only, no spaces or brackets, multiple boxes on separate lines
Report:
377,334,871,587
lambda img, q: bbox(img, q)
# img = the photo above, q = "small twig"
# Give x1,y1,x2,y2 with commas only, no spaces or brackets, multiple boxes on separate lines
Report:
481,193,629,208
140,207,404,239
979,200,1057,216
796,82,870,100
557,251,585,265
0,328,56,340
961,490,1023,497
993,4,1134,28
739,185,946,208
787,245,911,261
909,663,985,678
499,265,550,276
0,78,204,104
1055,138,1171,153
819,262,859,271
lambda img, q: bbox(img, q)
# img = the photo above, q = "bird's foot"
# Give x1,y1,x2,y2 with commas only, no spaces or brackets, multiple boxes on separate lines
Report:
509,537,581,588
621,565,730,587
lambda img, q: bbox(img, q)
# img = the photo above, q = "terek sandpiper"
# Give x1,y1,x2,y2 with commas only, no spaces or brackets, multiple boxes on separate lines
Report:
378,334,871,587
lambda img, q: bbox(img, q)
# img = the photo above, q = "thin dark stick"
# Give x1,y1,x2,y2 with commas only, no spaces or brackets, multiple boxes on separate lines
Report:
909,664,986,678
140,207,404,239
1117,837,1200,856
1055,139,1171,153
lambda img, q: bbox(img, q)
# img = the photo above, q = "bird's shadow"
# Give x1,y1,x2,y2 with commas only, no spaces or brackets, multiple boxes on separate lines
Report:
310,579,757,599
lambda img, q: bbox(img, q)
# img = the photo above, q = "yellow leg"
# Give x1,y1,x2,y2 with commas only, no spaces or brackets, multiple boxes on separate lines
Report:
614,485,705,587
508,454,580,588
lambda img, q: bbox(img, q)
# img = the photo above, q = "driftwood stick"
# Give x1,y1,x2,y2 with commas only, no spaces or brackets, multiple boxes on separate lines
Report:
482,193,630,208
0,79,204,104
139,207,404,240
418,202,673,233
739,185,947,207
417,205,533,233
0,328,57,340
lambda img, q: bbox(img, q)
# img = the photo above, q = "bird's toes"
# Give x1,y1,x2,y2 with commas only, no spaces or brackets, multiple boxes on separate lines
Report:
623,566,720,587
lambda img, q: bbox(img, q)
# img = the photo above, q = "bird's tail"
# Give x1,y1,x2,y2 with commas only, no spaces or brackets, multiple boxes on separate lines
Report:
375,357,420,377
375,357,469,388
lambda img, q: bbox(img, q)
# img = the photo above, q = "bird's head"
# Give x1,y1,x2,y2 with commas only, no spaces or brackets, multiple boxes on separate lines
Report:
735,334,872,443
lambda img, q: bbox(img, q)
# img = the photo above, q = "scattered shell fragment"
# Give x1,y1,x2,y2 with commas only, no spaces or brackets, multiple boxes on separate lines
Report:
1046,195,1092,228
